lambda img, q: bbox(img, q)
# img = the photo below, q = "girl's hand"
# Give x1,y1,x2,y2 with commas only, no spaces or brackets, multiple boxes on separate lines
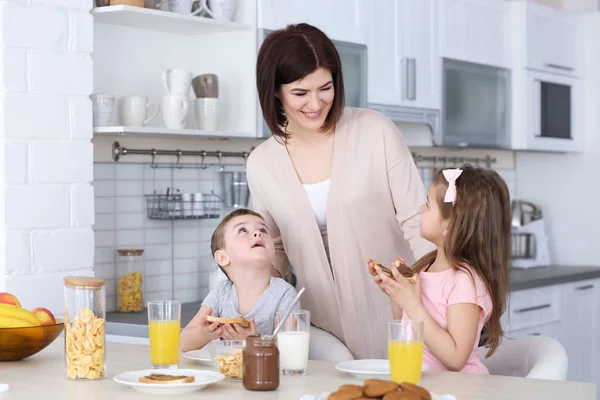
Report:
374,263,422,312
220,318,256,340
367,258,387,294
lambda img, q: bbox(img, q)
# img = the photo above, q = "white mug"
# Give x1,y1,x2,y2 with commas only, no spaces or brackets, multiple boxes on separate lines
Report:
157,0,202,14
162,68,192,97
162,95,189,129
119,96,159,127
91,94,115,127
200,0,235,21
195,98,219,131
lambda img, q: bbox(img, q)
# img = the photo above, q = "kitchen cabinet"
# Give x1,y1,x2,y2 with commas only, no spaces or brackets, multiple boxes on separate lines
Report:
365,0,439,109
503,279,600,388
440,0,511,69
257,0,366,44
510,1,582,77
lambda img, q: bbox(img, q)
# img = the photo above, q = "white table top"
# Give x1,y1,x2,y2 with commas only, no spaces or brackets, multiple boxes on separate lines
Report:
1,340,596,399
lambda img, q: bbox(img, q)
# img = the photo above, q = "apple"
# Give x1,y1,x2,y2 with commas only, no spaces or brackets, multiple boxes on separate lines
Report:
31,307,56,326
0,292,21,307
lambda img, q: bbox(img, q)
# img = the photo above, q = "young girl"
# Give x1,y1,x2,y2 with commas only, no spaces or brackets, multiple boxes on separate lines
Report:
368,164,511,374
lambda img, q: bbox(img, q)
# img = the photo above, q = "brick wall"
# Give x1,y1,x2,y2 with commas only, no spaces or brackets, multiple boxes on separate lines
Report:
0,0,95,315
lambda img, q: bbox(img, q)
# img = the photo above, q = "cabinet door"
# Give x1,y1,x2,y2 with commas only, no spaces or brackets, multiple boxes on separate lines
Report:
561,280,599,384
526,4,581,75
440,0,510,68
325,0,366,44
403,0,439,109
365,0,404,105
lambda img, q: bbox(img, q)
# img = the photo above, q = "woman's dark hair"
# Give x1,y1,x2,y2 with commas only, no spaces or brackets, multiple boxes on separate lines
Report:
256,23,345,140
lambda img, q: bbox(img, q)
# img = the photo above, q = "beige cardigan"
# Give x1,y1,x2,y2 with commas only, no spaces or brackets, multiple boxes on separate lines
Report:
246,107,435,359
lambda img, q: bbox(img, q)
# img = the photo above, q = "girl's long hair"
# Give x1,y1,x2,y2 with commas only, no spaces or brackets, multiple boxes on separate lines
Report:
413,164,511,357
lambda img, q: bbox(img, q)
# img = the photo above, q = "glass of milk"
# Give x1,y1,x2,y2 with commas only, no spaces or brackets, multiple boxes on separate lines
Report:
275,310,310,376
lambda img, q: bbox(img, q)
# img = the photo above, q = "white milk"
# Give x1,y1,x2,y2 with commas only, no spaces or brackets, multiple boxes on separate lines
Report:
277,331,310,370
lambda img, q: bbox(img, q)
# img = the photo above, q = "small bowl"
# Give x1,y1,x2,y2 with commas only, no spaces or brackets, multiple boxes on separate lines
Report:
208,340,245,380
0,318,64,361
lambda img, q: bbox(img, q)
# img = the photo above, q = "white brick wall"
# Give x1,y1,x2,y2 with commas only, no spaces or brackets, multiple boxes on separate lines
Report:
0,0,94,315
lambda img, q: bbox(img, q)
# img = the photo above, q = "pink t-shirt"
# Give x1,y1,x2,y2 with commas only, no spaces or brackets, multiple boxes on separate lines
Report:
401,266,493,374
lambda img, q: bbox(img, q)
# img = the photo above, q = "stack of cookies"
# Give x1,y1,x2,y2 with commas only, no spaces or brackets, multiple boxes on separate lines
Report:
328,379,431,400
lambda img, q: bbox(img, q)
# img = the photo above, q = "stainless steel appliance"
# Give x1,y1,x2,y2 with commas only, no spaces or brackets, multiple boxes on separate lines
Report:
256,29,367,138
510,200,551,269
440,58,511,148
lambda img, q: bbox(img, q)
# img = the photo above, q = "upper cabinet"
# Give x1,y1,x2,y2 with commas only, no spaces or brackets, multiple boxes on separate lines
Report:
257,0,366,44
365,0,440,110
440,0,511,69
510,1,582,77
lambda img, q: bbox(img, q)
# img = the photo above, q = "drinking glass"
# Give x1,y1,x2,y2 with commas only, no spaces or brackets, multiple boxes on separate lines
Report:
388,320,424,384
275,310,310,376
148,300,181,369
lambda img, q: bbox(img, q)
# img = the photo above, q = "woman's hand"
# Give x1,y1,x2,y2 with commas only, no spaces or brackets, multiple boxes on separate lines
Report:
220,318,256,341
374,262,422,312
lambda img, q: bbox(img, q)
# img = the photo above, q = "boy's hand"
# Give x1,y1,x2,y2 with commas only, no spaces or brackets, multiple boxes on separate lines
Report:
199,307,223,341
220,318,256,340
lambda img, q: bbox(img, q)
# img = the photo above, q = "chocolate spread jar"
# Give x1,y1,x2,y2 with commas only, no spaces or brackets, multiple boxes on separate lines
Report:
242,334,280,391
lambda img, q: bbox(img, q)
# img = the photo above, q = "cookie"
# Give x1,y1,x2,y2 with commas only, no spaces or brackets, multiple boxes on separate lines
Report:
398,382,431,400
383,391,420,400
328,387,365,400
363,379,399,398
338,385,365,393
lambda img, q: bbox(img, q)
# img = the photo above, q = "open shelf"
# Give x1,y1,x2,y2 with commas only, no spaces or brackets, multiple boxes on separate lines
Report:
93,126,256,140
91,5,252,35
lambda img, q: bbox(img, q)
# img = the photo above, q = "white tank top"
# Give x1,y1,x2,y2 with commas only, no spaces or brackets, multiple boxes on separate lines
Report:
302,179,330,250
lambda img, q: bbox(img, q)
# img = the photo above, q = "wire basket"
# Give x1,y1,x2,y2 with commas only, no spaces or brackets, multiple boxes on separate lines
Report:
144,193,223,220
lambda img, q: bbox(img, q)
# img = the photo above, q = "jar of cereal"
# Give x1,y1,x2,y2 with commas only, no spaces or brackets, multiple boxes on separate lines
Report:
116,249,144,313
63,276,106,380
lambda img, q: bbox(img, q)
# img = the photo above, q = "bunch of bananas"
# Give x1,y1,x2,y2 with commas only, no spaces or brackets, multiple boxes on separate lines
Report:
0,304,42,328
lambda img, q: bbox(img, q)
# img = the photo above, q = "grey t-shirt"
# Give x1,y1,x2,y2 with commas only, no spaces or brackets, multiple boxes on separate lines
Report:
201,276,299,336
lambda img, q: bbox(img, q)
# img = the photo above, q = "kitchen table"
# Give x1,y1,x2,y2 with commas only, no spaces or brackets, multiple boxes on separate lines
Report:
1,340,596,399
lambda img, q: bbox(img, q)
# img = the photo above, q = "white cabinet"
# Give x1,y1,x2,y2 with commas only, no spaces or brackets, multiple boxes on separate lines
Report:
365,0,439,109
510,1,582,76
440,0,510,69
257,0,366,44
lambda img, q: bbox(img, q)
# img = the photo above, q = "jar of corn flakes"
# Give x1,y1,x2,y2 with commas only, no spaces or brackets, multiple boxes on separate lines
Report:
116,249,144,313
63,276,106,381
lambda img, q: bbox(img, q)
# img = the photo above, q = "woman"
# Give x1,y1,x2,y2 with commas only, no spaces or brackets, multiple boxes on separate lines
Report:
247,23,434,359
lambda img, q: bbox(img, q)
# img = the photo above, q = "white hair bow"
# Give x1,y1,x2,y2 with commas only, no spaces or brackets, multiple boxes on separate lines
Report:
443,169,463,203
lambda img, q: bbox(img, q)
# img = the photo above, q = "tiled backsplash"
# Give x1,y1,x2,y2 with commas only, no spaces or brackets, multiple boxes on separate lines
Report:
93,162,245,312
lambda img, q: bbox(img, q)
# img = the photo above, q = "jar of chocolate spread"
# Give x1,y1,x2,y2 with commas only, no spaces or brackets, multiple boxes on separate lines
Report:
242,334,280,391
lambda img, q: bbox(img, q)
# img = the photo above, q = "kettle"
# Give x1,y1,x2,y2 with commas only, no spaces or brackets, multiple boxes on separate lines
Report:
511,200,542,228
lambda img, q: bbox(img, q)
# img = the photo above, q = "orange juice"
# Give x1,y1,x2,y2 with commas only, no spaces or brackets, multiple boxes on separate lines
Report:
149,320,180,366
388,340,424,384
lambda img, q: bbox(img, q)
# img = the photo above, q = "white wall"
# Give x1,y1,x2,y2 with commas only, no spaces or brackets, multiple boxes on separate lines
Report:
515,13,600,266
0,0,95,314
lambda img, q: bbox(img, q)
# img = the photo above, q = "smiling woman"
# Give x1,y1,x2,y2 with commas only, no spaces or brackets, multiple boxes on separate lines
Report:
248,23,435,360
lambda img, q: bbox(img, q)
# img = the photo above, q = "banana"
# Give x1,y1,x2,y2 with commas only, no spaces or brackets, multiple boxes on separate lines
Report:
0,304,41,326
0,315,39,328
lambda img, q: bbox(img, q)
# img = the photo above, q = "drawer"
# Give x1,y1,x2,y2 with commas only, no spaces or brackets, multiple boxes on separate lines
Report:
502,285,562,332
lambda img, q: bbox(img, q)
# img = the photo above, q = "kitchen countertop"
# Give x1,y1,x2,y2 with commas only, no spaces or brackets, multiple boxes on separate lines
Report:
2,340,596,399
106,265,600,337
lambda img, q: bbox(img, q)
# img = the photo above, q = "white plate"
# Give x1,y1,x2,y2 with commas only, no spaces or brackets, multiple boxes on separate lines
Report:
335,359,429,380
113,368,224,394
182,348,214,366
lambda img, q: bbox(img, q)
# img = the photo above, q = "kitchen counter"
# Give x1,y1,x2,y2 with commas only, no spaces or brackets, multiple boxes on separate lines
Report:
1,340,596,399
106,266,600,337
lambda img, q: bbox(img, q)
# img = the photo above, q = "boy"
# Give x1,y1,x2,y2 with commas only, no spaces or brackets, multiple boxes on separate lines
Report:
180,209,299,352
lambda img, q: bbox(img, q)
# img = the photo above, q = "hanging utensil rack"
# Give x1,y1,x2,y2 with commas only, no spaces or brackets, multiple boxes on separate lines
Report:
111,141,252,163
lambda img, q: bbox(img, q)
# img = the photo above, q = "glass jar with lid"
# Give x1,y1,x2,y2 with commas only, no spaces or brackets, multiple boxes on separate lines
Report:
242,334,280,391
63,276,106,381
116,249,144,313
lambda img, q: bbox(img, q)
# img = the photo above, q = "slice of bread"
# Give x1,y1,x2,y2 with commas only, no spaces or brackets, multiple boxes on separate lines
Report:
375,259,417,284
138,373,195,384
206,315,250,328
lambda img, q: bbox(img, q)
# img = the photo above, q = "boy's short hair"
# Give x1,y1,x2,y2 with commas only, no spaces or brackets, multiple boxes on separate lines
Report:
211,208,265,277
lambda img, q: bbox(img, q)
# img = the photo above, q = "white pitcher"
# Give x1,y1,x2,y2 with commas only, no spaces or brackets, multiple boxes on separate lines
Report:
199,0,235,21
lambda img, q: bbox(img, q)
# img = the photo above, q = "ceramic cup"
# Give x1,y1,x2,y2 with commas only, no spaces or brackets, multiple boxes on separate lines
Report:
162,95,189,129
119,96,159,127
195,98,218,131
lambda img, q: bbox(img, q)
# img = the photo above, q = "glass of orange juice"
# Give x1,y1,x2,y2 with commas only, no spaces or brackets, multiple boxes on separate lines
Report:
388,320,424,384
148,300,181,369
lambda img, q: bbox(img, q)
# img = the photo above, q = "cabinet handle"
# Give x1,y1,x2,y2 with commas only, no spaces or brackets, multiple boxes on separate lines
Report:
576,284,594,291
514,304,551,314
409,58,417,101
530,332,541,336
404,57,410,100
545,63,575,72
